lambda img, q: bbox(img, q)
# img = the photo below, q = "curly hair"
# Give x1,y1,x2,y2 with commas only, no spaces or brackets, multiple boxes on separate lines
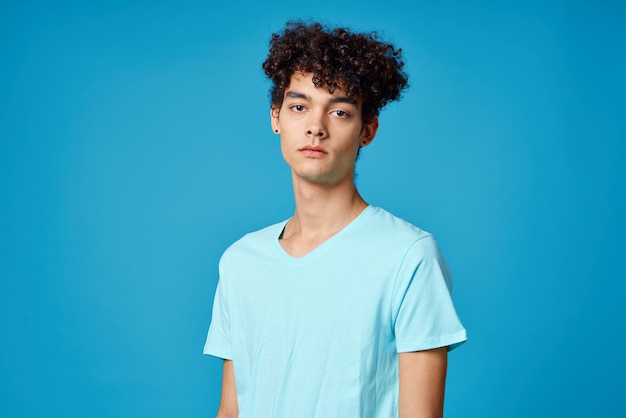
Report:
262,21,409,123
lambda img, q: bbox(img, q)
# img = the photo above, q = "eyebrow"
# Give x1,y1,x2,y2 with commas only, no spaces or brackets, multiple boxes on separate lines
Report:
285,91,358,106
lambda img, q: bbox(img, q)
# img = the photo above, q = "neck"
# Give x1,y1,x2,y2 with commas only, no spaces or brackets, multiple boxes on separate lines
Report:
287,172,368,239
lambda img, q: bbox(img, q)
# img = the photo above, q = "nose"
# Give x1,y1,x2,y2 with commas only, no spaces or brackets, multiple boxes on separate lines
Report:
307,127,325,137
306,111,327,139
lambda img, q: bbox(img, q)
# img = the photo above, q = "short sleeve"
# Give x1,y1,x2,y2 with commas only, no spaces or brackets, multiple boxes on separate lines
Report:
203,271,234,360
392,235,467,353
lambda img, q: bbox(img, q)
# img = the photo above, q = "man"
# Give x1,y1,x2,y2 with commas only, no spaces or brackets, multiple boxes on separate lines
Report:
204,21,467,418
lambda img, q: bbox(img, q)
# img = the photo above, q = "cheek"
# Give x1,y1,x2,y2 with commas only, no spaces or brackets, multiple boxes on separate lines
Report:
279,138,292,164
341,135,362,153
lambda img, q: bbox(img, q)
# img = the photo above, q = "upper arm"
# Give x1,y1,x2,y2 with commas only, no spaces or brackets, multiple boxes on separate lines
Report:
217,360,238,418
398,347,448,418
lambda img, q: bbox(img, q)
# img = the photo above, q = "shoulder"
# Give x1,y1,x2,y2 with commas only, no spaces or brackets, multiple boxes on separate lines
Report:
219,220,287,265
364,206,433,244
361,206,447,266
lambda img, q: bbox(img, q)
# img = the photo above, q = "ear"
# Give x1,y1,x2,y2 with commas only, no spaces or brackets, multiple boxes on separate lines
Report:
359,116,379,147
270,106,280,134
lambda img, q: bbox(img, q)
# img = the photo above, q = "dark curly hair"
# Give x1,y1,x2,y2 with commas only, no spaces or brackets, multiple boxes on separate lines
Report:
262,21,409,123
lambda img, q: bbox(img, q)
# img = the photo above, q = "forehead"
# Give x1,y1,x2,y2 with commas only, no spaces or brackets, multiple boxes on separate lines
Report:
285,71,351,100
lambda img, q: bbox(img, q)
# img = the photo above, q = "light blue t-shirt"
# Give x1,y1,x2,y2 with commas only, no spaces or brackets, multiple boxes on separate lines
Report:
204,206,467,417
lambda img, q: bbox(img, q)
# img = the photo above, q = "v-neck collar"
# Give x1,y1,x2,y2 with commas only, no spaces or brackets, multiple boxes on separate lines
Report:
273,205,374,265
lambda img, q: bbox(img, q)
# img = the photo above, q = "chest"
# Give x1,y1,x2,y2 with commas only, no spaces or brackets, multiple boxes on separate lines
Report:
229,256,398,348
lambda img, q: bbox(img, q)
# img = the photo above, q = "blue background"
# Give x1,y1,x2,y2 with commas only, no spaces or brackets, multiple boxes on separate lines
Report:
1,0,624,417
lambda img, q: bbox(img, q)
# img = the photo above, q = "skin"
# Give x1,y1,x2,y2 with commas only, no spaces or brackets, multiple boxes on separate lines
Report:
216,360,238,418
399,348,448,418
216,72,448,418
270,71,378,257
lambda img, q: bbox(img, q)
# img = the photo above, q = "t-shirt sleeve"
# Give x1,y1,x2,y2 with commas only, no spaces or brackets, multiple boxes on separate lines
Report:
203,271,234,360
392,235,467,353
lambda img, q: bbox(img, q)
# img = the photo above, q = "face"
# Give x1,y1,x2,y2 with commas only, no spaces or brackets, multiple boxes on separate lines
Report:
271,72,378,186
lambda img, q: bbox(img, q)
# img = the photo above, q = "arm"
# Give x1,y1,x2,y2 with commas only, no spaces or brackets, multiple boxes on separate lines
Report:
216,360,238,418
398,347,448,418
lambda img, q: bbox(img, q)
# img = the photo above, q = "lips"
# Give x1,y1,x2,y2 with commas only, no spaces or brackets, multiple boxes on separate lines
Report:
300,145,327,153
299,146,328,158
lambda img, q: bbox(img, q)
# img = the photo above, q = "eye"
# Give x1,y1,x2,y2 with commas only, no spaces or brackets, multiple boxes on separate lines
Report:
332,109,350,118
290,105,306,112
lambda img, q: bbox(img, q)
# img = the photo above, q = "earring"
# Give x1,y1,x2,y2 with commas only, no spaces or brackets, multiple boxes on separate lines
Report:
275,129,279,133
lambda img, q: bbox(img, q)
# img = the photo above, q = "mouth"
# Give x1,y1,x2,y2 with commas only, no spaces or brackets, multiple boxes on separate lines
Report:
299,146,328,158
299,146,327,154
